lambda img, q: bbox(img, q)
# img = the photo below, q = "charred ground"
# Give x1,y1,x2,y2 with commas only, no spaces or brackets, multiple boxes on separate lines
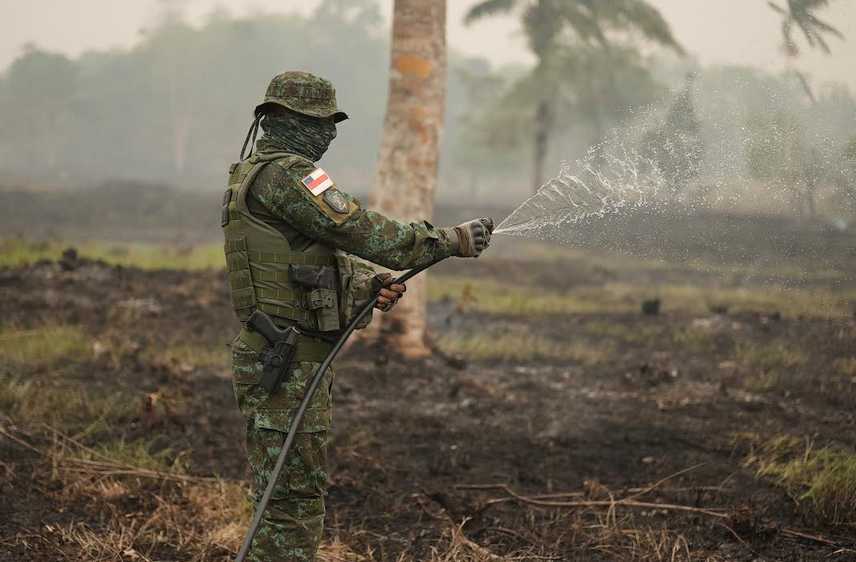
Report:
2,212,856,561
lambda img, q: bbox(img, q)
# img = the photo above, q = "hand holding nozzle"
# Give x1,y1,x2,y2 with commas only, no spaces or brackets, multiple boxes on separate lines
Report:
448,217,494,257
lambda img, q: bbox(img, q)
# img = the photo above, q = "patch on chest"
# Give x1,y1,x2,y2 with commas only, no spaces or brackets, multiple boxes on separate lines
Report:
322,188,349,214
301,167,334,196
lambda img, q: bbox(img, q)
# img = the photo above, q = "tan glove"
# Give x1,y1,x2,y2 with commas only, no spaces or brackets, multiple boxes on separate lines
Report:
445,217,494,257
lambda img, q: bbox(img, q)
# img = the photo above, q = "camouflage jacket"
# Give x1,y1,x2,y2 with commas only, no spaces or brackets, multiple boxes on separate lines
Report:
246,152,458,270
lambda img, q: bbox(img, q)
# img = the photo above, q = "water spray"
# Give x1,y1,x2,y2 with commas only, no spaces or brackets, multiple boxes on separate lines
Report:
494,143,667,240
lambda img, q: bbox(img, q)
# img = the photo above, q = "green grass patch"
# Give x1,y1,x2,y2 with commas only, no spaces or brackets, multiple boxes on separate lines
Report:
0,238,223,270
0,324,137,431
834,357,856,378
734,341,807,392
0,325,90,368
430,276,636,316
672,327,719,354
684,257,849,285
142,342,229,371
0,375,136,430
91,438,183,473
437,327,611,364
656,284,852,318
581,321,664,344
736,341,807,372
430,274,852,319
742,434,856,525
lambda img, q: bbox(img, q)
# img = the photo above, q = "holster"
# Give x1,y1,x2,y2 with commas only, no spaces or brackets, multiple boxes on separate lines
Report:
247,310,301,394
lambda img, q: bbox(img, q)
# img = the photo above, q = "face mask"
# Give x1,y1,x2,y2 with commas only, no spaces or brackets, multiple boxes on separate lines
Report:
253,110,337,162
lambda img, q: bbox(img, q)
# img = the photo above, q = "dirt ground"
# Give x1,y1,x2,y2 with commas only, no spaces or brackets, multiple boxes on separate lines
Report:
2,215,856,561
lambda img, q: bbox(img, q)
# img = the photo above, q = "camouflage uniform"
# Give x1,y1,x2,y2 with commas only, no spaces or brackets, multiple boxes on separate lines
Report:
224,72,458,562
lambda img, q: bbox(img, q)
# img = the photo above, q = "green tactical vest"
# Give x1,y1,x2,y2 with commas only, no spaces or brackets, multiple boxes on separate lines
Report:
222,152,343,332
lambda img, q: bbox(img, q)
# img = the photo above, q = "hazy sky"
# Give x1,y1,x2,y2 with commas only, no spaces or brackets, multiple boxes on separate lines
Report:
2,0,854,89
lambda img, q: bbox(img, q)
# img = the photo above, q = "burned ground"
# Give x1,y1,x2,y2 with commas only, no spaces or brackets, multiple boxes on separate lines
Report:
2,215,856,561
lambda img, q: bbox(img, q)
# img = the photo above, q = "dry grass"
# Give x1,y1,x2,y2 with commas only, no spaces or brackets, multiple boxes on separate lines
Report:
6,420,733,562
741,434,856,526
47,478,249,562
9,426,250,562
577,512,724,562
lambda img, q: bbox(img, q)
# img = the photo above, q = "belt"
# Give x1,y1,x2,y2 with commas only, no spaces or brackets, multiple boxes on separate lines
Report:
237,326,334,363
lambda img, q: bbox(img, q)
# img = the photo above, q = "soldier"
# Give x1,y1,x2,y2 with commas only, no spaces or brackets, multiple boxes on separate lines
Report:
222,71,493,562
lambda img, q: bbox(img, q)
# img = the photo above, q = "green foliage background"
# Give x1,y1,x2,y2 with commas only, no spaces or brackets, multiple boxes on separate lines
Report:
0,0,854,214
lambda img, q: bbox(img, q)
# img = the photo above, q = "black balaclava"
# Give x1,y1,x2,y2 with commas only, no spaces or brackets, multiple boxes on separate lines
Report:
254,109,337,162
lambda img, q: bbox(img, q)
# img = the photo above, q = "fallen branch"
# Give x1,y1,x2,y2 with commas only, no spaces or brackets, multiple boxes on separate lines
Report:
61,460,225,484
461,483,728,519
458,464,727,517
781,527,847,547
623,463,707,501
456,484,726,501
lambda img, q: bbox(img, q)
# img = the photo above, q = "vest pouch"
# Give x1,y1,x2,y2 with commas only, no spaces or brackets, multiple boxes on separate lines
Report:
221,188,232,227
224,237,257,319
335,254,375,330
305,288,340,332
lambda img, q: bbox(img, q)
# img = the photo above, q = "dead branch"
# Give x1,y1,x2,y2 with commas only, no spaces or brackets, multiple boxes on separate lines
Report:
781,527,846,547
462,483,728,519
623,463,707,501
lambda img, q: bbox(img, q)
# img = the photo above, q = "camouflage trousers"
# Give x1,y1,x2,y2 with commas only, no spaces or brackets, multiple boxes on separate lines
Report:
231,333,335,562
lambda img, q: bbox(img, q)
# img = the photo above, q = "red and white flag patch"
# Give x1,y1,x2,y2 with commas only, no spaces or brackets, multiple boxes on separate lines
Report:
301,168,334,196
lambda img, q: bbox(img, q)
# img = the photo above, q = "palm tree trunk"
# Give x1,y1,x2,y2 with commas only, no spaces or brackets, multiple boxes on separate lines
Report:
370,0,446,358
532,98,551,193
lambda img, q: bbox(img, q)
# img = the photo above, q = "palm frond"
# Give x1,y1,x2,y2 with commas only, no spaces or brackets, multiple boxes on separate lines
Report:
573,0,684,54
620,0,684,54
795,17,818,47
813,31,832,53
771,0,843,57
794,0,833,11
805,13,844,39
464,0,517,25
768,1,788,15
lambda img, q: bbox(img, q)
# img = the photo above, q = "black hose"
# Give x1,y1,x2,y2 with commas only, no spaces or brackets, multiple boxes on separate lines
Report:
234,256,447,562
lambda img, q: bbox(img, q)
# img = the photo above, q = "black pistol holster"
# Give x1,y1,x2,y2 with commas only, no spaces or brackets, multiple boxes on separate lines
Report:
247,310,300,394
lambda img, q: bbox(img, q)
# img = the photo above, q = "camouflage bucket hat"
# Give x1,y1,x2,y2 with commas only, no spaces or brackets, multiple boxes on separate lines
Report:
255,71,348,123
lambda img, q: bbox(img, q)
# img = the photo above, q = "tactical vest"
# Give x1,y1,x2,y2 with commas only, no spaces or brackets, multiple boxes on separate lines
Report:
222,152,343,332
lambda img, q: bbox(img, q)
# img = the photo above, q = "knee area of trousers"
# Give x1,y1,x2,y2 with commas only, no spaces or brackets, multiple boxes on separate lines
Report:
267,494,326,523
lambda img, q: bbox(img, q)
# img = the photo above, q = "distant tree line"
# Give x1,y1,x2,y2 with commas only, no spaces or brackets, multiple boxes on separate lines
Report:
0,0,483,195
0,0,854,218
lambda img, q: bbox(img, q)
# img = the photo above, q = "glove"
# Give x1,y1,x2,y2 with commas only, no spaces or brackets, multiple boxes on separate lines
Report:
446,217,494,257
372,273,406,312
